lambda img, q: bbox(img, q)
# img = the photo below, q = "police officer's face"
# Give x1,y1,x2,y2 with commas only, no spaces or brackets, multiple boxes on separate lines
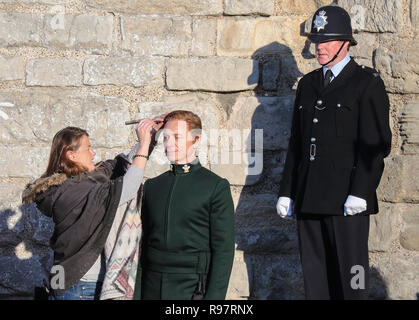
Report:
163,120,200,164
315,40,349,67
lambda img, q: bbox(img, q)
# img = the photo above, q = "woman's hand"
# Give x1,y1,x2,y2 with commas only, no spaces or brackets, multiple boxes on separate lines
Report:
136,113,167,151
152,113,167,132
136,118,155,149
132,115,166,169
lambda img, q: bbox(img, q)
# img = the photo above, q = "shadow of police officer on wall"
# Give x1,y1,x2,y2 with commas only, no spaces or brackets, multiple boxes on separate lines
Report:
232,41,305,300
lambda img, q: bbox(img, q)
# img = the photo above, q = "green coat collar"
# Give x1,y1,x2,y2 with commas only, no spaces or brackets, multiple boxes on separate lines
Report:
169,157,201,175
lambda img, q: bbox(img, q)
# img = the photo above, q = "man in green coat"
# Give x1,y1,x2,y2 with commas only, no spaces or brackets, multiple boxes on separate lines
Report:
134,110,235,300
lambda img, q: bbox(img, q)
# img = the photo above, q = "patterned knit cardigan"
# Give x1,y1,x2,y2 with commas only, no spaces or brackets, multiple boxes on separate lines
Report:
100,183,143,300
100,145,144,300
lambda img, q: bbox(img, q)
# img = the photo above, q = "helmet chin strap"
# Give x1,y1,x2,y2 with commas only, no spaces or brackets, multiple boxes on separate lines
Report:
320,41,347,67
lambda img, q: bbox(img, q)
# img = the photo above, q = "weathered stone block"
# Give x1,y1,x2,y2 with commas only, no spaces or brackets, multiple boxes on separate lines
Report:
371,253,419,300
225,0,274,16
0,146,50,178
262,59,281,91
337,0,405,33
267,151,287,184
191,18,216,56
217,17,261,57
26,58,83,87
377,155,419,203
0,0,66,3
121,16,191,56
43,14,114,52
0,13,113,52
210,150,263,186
226,96,294,151
368,202,401,252
236,226,298,254
277,0,332,15
400,204,419,251
0,181,27,210
411,0,419,32
247,254,304,299
234,193,278,217
279,54,306,93
253,17,305,55
167,57,258,92
351,32,378,61
226,251,250,300
0,90,131,149
217,17,304,57
0,182,27,246
83,56,165,87
0,13,43,47
399,100,419,155
0,55,25,81
85,0,223,15
374,39,419,94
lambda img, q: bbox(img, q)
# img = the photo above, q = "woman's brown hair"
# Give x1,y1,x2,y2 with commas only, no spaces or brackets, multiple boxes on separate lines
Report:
42,126,90,178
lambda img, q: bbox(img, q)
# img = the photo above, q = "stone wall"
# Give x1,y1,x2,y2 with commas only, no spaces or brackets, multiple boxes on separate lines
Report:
0,0,417,299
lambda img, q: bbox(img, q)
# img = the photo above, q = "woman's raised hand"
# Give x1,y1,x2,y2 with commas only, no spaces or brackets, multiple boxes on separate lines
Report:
152,113,167,131
136,118,155,148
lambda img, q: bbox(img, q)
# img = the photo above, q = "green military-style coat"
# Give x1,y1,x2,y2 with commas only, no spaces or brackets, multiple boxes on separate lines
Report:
133,158,235,300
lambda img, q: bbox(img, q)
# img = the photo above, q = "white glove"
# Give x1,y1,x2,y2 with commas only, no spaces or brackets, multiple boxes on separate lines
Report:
276,197,293,219
344,195,367,216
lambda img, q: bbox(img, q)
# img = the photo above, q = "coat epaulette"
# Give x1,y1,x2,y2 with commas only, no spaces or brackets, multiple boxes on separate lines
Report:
359,64,380,77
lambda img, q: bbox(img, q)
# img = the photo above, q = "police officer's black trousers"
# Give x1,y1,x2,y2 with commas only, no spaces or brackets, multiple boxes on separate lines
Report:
296,214,370,300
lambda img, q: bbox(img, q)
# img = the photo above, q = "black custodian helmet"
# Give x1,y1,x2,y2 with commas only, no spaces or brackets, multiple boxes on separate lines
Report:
308,5,357,46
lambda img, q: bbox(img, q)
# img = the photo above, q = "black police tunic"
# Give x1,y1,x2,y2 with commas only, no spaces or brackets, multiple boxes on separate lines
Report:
279,58,392,216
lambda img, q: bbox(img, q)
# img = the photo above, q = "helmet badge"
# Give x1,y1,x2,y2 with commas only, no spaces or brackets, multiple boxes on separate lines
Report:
313,10,328,32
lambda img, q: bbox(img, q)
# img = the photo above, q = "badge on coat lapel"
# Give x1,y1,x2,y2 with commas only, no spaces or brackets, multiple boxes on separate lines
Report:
313,10,328,32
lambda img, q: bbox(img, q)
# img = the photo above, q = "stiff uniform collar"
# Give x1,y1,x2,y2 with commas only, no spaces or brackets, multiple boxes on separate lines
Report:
323,53,351,81
170,157,201,175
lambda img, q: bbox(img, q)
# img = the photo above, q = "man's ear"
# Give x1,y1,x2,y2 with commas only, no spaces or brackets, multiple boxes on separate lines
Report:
344,40,350,51
193,135,201,146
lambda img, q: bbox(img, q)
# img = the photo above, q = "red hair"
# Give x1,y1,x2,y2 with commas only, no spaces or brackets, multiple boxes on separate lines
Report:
163,110,202,136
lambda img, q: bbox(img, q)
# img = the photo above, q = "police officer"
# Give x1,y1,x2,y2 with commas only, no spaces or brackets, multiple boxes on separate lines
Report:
276,5,392,299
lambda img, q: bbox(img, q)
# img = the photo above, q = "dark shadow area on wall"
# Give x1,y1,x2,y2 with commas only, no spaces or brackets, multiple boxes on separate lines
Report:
0,204,54,300
369,267,388,300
